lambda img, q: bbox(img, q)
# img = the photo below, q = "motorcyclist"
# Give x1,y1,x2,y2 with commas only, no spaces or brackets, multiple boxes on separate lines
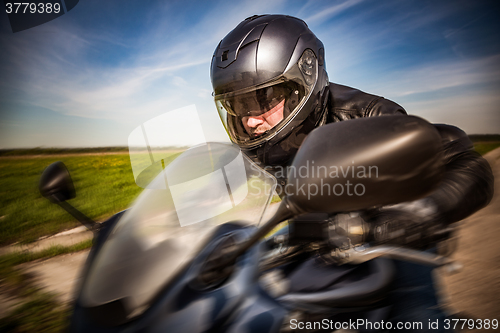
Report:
210,14,494,332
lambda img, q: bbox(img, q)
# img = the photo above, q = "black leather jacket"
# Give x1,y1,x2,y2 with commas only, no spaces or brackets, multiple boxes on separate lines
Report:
327,82,494,224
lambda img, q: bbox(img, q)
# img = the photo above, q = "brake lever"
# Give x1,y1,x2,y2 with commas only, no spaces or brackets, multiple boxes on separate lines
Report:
332,244,462,274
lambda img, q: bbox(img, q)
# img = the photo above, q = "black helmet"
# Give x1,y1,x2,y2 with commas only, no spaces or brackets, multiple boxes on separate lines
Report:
211,14,329,166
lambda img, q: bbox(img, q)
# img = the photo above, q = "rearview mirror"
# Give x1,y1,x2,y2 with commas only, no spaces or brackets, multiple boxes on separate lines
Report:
218,116,445,271
285,115,444,214
39,161,76,203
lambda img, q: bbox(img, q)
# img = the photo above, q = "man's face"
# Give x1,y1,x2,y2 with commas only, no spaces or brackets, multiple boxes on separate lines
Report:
241,99,285,137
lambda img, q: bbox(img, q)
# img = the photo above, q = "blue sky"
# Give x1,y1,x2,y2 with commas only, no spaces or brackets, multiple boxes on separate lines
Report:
0,0,499,148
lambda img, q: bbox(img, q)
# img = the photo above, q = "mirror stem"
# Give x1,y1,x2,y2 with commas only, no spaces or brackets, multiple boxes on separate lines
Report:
55,200,99,235
231,198,295,260
202,198,297,278
199,198,300,286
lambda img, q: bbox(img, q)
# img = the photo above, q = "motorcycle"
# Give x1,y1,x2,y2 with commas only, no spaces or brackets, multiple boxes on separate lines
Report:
39,114,459,332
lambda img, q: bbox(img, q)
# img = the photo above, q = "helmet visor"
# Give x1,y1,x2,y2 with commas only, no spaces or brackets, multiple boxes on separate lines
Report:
214,49,318,147
219,83,293,117
216,80,307,144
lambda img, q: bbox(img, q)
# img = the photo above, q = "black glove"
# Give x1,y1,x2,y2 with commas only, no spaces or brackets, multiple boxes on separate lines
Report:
369,198,445,249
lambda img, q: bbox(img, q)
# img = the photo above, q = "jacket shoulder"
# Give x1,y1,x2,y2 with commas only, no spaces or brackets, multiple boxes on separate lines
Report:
328,83,406,120
433,124,473,149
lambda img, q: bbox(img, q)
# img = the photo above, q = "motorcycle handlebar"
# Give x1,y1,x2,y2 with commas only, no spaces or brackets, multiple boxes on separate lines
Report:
338,244,462,274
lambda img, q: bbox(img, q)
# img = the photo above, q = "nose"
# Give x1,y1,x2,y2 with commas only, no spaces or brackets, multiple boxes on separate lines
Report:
246,116,264,128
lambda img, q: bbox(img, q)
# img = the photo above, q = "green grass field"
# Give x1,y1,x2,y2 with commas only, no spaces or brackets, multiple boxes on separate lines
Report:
0,241,94,332
473,142,500,156
0,152,181,245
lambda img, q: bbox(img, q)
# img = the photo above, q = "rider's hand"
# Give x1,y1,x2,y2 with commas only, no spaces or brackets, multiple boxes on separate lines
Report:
369,198,445,248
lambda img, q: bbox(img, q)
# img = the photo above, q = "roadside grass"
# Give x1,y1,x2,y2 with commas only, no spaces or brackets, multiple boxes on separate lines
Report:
0,147,129,156
473,142,500,156
0,152,182,246
0,146,187,157
0,240,92,332
0,290,70,333
0,239,93,284
270,195,282,203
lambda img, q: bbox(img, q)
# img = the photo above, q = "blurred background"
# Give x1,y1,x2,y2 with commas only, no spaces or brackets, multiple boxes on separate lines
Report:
0,0,499,331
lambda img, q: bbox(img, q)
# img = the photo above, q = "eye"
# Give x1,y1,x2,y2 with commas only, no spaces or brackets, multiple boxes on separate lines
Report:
266,87,274,99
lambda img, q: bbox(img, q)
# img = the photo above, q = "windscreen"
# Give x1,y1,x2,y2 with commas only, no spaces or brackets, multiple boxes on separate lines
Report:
81,140,276,320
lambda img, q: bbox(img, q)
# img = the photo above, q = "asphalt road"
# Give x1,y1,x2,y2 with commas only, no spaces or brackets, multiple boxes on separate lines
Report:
440,147,500,329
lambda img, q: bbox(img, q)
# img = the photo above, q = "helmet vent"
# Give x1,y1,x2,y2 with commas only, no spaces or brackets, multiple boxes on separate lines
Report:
221,50,229,61
245,15,262,21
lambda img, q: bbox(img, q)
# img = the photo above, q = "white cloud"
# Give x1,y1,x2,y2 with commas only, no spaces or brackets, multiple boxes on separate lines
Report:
303,0,366,24
1,0,290,126
403,91,500,134
364,54,500,98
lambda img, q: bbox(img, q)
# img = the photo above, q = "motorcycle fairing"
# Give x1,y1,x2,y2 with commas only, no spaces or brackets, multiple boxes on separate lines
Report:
76,143,277,323
70,224,287,333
